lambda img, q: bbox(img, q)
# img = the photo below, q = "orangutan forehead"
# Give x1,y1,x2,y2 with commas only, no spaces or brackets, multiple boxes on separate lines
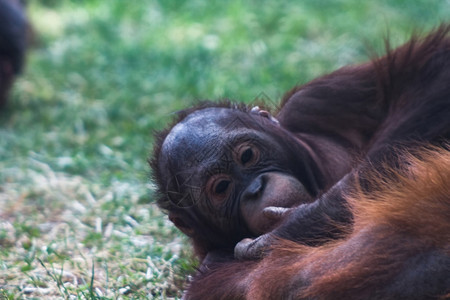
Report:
161,107,252,158
162,110,224,159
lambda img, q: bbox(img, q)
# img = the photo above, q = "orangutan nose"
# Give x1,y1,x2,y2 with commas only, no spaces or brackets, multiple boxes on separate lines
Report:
242,174,266,201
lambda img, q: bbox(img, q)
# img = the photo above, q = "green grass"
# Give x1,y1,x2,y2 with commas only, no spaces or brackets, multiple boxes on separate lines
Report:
0,0,448,298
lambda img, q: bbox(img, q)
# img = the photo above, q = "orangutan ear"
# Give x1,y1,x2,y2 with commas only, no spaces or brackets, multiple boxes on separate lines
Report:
169,212,195,237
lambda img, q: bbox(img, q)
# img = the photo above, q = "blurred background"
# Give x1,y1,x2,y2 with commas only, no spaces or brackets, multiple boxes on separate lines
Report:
0,0,448,298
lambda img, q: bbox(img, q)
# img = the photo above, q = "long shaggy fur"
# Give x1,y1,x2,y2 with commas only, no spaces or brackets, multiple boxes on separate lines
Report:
181,24,450,299
186,146,450,300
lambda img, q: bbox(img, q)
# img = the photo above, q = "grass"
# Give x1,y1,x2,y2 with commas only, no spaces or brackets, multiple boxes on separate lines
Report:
0,0,448,298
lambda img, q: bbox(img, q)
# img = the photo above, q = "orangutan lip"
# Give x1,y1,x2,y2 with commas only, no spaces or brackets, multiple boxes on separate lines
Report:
262,206,292,220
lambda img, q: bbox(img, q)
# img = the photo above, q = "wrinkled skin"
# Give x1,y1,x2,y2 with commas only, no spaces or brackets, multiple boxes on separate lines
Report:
157,107,321,255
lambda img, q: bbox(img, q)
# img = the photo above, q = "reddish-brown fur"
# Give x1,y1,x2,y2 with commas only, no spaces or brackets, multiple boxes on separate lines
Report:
180,25,450,299
151,25,450,298
186,147,450,299
151,25,450,260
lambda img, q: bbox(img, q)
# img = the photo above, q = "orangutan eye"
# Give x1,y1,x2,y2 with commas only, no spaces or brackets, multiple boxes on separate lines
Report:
207,174,233,205
214,179,231,194
236,144,259,167
240,148,253,165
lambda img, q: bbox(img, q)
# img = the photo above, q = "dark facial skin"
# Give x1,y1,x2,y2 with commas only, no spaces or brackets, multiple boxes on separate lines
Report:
158,107,316,243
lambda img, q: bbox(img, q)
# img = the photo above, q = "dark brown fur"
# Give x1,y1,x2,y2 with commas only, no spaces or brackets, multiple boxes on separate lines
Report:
186,147,450,299
151,25,450,298
251,24,450,246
